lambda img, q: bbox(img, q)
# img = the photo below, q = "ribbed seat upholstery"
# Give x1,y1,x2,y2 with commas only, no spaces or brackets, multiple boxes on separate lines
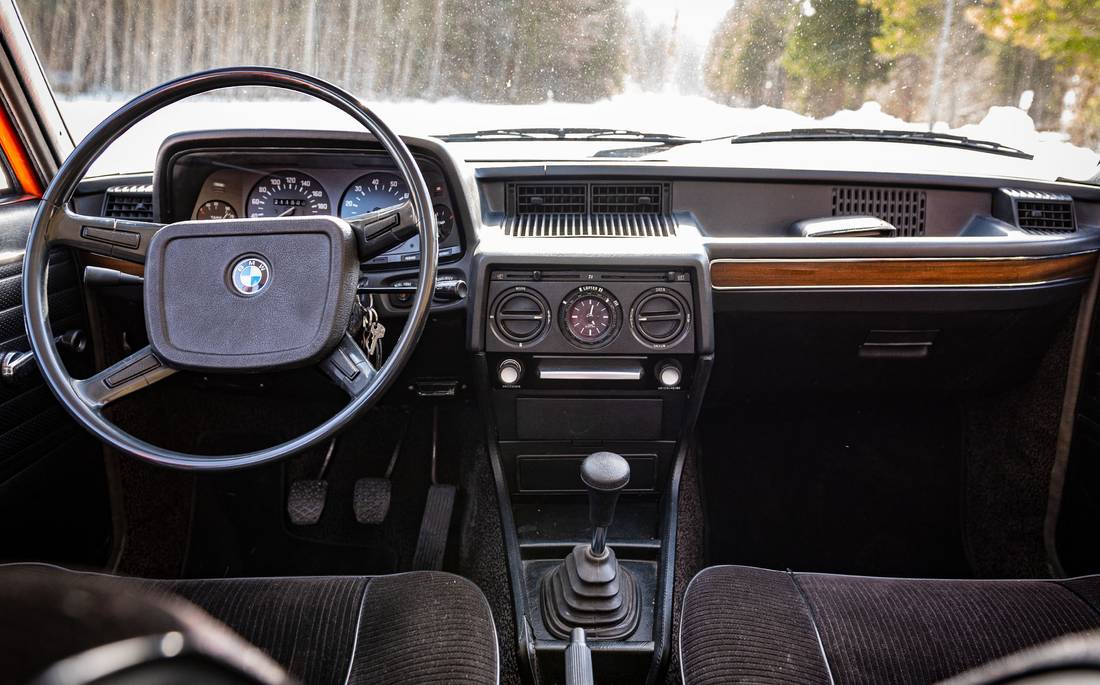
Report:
679,565,1100,685
0,564,498,685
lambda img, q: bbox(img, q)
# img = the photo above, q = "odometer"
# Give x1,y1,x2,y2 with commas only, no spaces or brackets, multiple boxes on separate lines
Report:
247,171,330,218
560,287,622,348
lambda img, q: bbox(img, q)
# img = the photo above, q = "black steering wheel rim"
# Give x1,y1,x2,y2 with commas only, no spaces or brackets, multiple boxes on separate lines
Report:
22,66,438,470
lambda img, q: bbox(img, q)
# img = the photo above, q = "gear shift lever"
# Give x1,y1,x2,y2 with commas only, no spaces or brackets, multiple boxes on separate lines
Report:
540,451,640,641
581,451,630,557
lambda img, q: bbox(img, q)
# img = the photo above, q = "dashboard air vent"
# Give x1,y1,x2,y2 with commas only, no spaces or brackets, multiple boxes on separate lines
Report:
505,182,675,237
591,184,664,214
514,184,586,214
490,287,550,345
631,289,689,346
103,184,154,220
832,186,926,236
994,188,1076,234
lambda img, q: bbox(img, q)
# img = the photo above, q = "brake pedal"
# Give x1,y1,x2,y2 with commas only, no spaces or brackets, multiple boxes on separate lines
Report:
353,477,391,524
353,410,409,526
287,438,336,526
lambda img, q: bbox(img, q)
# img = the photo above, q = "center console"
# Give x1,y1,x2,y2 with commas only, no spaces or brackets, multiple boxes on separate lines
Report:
472,263,712,683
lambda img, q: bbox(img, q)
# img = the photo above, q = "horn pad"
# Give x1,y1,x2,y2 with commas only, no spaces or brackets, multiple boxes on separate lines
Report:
144,216,358,372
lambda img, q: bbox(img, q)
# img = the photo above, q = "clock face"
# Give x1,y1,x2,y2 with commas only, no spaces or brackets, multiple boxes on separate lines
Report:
560,287,621,347
568,296,612,342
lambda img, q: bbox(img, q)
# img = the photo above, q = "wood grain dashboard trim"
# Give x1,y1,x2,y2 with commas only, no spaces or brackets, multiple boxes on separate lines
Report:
711,251,1099,289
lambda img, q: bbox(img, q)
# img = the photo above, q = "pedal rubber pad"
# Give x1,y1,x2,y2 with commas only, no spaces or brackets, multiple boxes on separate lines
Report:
353,477,391,525
411,484,456,570
287,479,328,525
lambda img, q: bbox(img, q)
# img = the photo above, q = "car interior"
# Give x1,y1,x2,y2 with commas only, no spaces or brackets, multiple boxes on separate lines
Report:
3,4,1100,685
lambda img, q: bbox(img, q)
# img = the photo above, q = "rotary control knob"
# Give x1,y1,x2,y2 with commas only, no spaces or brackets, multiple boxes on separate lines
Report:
656,360,682,387
498,359,523,385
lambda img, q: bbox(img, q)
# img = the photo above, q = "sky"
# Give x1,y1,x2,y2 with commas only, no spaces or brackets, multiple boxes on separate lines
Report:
626,0,739,46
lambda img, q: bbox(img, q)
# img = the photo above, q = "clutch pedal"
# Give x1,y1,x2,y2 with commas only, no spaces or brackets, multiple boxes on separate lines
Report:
287,438,336,526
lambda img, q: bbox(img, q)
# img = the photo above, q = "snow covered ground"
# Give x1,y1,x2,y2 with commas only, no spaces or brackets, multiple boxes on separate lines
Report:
57,92,1099,181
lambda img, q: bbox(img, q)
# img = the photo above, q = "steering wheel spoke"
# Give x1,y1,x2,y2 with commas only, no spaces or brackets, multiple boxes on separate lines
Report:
345,199,420,261
73,347,176,409
46,203,162,263
319,334,378,396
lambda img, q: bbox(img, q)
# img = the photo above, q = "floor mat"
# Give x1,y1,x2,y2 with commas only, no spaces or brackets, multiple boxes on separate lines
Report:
700,397,972,578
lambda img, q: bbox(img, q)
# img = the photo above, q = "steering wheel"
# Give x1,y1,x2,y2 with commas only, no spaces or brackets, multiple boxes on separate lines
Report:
22,67,437,470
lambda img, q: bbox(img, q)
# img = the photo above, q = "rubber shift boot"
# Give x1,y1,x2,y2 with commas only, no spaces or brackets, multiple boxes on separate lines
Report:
541,543,640,640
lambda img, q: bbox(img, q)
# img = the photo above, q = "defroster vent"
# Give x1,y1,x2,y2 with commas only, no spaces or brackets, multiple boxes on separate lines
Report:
832,186,926,236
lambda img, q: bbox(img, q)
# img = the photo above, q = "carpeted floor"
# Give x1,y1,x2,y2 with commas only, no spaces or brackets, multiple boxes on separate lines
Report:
699,395,973,579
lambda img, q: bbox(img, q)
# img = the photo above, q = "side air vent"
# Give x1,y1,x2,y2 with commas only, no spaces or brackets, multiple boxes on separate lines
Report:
832,186,926,237
631,289,689,347
490,287,550,345
994,188,1076,234
505,182,674,237
103,184,154,220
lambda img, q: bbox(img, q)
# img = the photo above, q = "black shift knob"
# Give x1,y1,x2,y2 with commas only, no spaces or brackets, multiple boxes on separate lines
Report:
581,451,630,528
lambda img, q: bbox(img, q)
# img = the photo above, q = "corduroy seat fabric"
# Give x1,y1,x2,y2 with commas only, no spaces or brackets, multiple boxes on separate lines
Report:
679,565,1100,685
0,564,498,685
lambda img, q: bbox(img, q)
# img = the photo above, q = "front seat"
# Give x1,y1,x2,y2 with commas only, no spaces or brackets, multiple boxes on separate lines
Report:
0,564,498,685
679,565,1100,684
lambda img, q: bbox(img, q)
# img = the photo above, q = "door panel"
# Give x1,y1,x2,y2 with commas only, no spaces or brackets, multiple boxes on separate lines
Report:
0,199,111,564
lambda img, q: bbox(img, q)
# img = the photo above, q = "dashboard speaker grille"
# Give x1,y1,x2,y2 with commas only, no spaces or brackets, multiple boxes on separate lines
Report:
832,186,926,236
103,184,155,220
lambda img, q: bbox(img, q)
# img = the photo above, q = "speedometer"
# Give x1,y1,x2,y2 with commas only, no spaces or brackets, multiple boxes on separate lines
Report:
340,172,411,218
247,171,331,218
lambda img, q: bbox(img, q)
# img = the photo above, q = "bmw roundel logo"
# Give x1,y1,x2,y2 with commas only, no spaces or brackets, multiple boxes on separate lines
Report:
230,256,270,296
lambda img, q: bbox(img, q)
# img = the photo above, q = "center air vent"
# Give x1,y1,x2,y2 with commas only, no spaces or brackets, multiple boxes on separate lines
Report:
490,287,550,345
631,289,689,346
505,182,674,238
994,188,1076,234
103,184,154,220
832,186,926,236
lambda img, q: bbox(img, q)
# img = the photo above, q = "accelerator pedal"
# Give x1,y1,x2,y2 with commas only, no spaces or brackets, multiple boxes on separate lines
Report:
411,483,456,570
287,438,336,526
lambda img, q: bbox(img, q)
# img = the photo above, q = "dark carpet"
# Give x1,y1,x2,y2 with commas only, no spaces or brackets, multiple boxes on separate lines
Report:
700,396,971,578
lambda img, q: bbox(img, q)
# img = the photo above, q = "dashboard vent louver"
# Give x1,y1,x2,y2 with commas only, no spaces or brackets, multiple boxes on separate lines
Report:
995,188,1076,234
832,186,926,237
505,182,674,237
103,184,154,220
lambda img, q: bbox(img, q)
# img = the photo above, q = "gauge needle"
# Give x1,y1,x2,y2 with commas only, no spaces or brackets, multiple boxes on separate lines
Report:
278,207,296,217
588,304,595,318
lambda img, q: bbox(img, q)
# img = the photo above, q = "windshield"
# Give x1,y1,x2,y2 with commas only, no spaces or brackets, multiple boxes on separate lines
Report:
17,0,1100,179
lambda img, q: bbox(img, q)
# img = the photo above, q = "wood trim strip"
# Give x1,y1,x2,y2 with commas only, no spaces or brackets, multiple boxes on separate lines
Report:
711,252,1099,289
81,253,145,277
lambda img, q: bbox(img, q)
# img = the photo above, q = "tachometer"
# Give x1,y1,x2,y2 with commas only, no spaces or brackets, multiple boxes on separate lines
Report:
246,171,331,218
340,172,411,218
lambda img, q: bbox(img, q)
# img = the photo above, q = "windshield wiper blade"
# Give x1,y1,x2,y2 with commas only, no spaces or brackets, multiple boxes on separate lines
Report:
437,127,699,144
729,128,1033,159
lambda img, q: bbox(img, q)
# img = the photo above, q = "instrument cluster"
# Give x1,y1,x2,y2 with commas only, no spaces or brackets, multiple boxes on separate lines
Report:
189,161,461,266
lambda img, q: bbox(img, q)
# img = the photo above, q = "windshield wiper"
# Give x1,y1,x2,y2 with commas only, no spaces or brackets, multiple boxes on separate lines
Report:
437,127,699,144
728,128,1032,159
